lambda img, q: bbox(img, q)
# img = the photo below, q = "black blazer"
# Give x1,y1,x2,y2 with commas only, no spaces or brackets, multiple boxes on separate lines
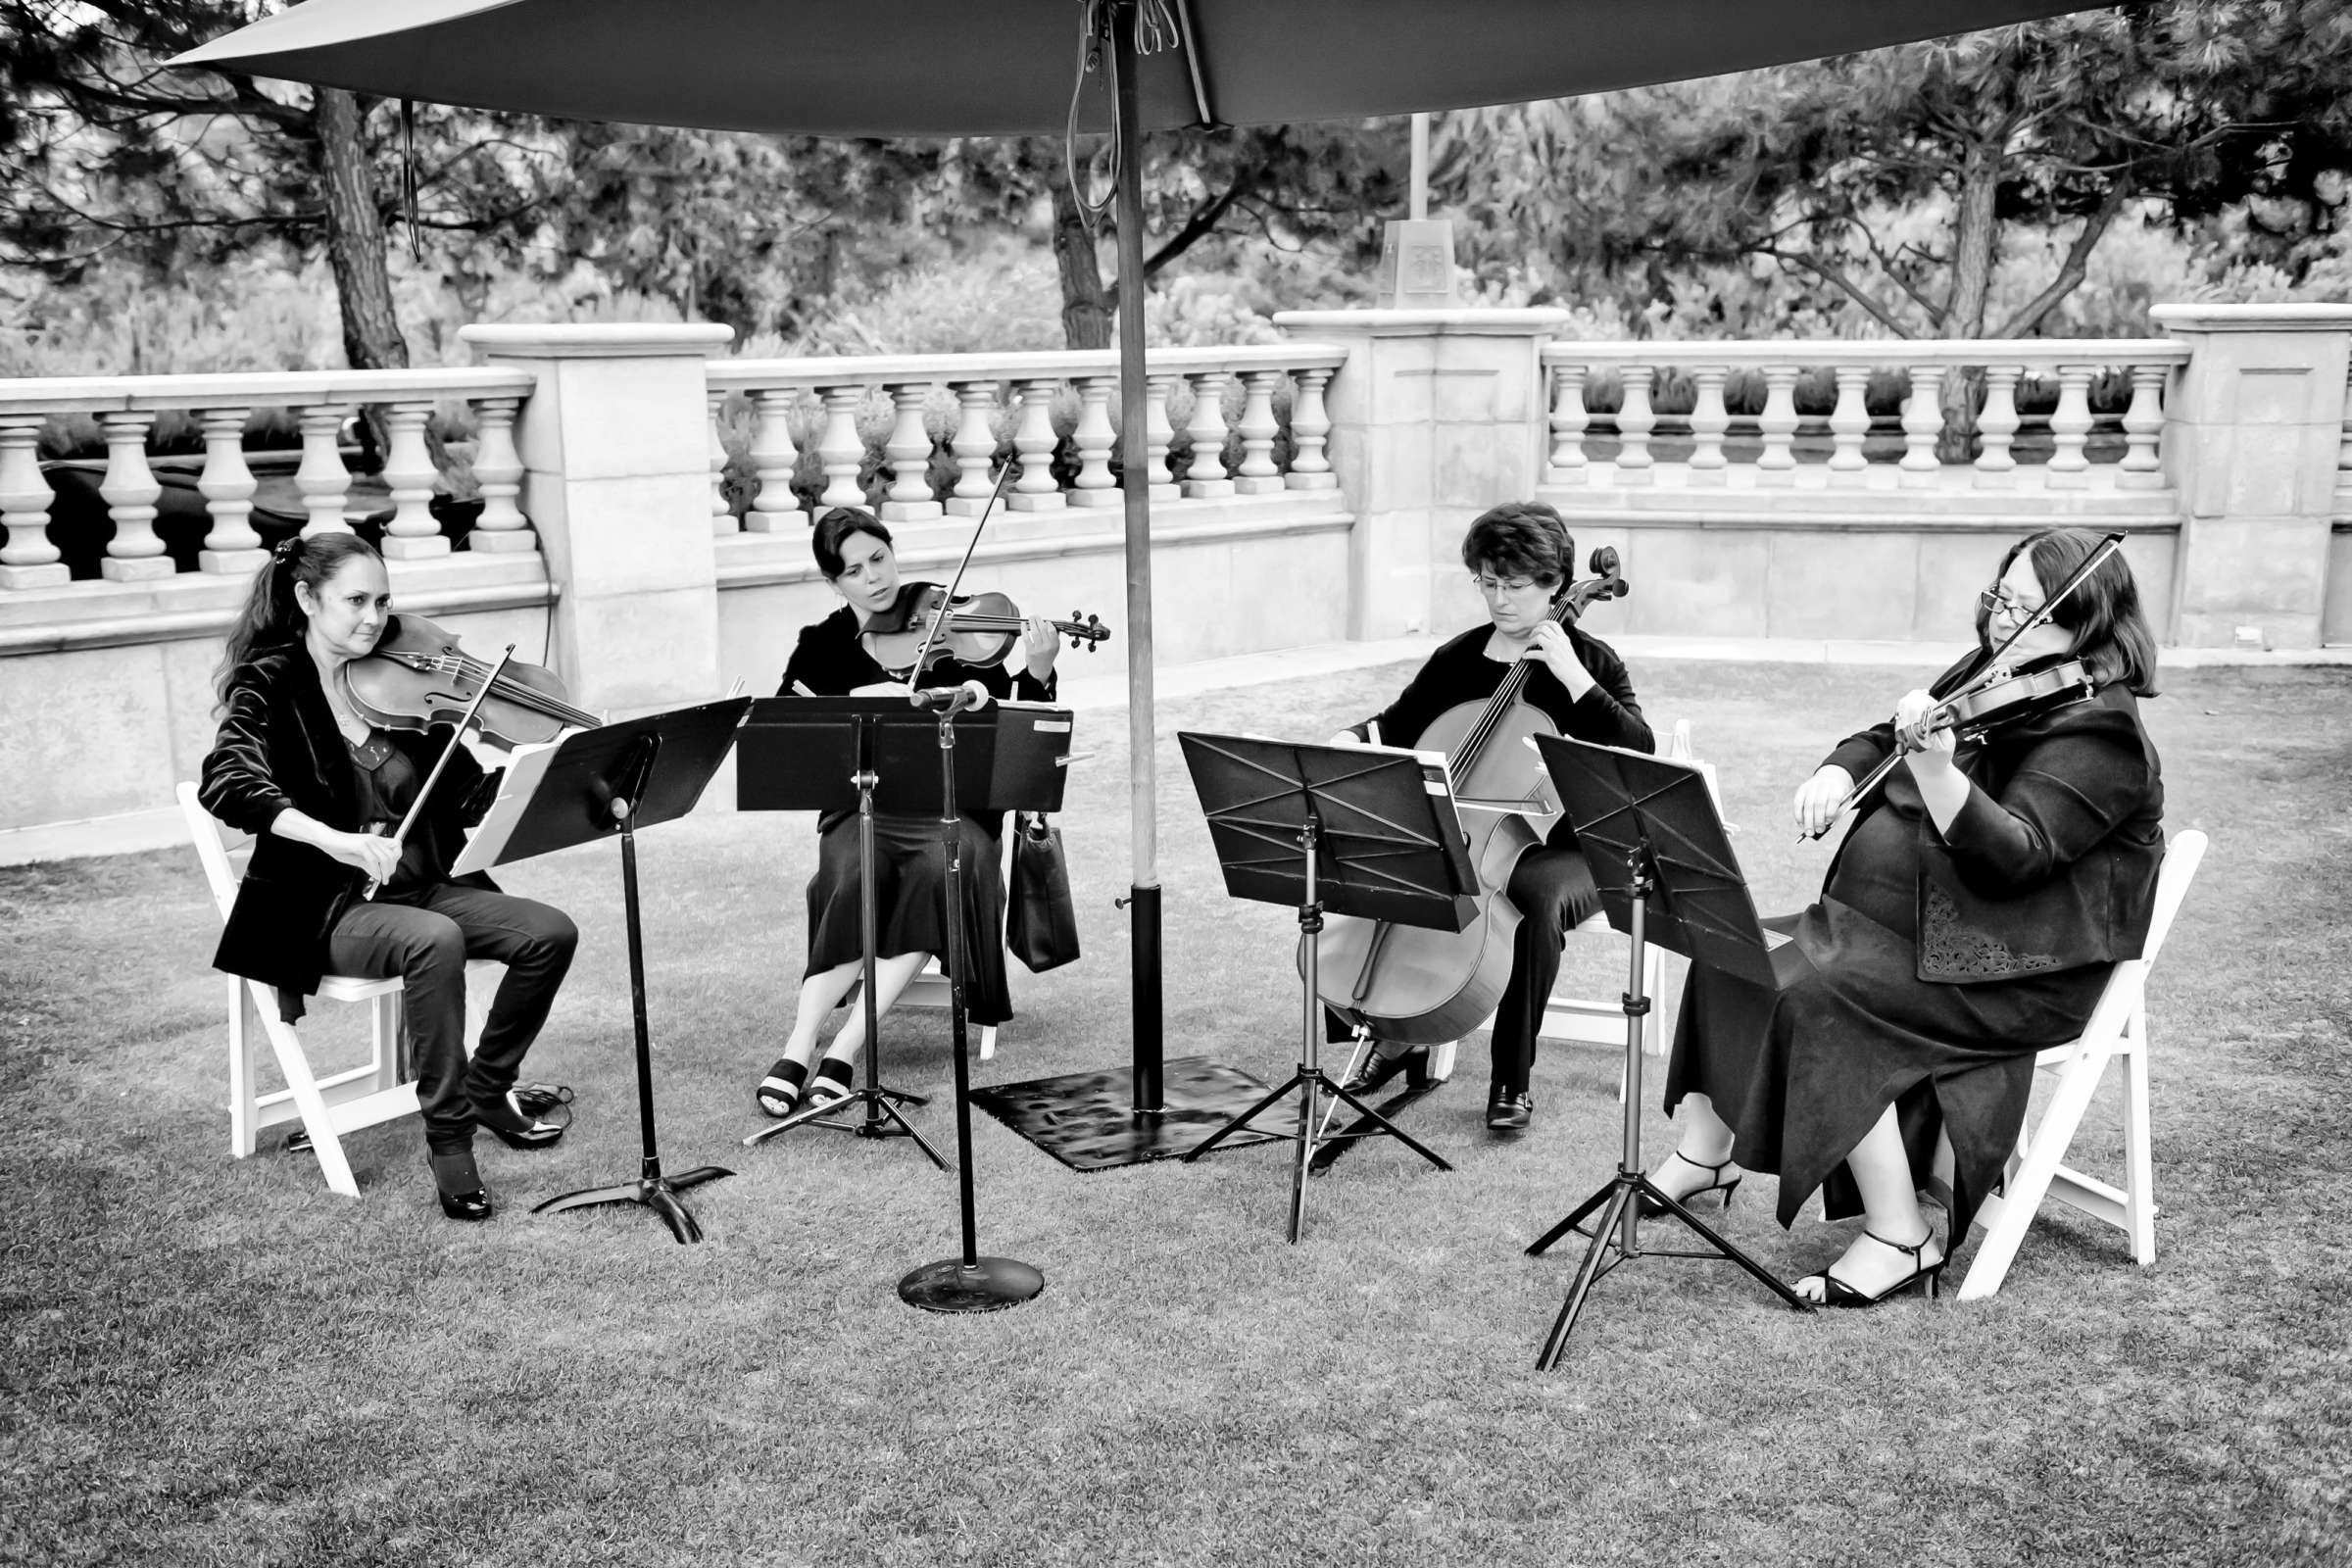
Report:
1822,653,2165,984
199,632,495,998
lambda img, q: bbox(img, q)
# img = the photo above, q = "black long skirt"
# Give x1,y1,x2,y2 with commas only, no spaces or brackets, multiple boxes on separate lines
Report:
1661,894,2111,1238
806,811,1013,1026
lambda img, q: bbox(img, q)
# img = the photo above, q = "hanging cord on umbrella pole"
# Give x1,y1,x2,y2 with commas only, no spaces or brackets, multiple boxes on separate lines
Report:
400,98,422,263
1066,0,1188,238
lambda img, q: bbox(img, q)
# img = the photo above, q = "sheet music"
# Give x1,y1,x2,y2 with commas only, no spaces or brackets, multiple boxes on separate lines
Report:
448,739,564,878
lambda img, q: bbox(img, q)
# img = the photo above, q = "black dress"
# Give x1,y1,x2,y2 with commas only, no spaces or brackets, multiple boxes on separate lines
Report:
1662,653,2165,1237
779,606,1056,1027
1344,621,1653,1090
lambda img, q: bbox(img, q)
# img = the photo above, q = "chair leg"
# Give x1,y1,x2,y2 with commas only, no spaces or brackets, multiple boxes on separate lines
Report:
1956,1043,2114,1301
2122,1023,2157,1265
251,979,363,1199
227,976,259,1159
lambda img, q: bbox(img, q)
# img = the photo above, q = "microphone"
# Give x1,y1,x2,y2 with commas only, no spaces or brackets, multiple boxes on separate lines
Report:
911,682,985,714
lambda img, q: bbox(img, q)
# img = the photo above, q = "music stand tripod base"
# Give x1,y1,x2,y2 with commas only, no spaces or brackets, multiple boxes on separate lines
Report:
535,1162,735,1246
898,1255,1048,1313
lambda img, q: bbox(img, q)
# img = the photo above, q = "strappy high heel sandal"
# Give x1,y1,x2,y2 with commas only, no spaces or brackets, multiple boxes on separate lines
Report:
1639,1150,1742,1217
1800,1227,1948,1308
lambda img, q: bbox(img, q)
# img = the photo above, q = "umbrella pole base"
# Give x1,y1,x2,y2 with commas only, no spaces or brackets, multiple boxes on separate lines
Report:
898,1255,1047,1314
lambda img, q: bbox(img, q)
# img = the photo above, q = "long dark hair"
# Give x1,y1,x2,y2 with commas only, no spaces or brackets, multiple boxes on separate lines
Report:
215,533,384,708
1980,528,2160,698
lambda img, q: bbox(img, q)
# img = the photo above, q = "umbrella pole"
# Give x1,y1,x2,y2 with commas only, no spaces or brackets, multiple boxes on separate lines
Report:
1112,5,1163,1117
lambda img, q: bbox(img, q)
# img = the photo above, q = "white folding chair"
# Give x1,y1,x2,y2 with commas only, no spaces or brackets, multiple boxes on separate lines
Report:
1948,828,2208,1300
1537,719,1720,1098
178,781,456,1197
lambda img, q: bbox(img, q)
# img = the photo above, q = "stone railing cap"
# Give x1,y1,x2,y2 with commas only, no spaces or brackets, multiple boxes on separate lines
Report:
460,323,736,359
2151,303,2352,332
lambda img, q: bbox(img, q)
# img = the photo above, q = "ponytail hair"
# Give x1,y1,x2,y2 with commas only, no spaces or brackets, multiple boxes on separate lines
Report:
215,533,383,709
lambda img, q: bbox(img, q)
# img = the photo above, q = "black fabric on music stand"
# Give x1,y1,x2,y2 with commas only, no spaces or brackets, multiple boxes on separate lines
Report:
459,697,752,1245
1175,732,1467,1244
1521,732,1812,1361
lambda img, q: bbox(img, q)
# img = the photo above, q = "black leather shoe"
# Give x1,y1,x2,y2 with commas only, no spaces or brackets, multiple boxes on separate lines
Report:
1485,1084,1534,1132
428,1151,493,1222
475,1090,565,1150
1344,1043,1439,1098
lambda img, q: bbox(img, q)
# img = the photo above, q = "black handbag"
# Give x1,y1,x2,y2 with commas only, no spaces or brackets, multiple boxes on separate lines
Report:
1006,811,1081,973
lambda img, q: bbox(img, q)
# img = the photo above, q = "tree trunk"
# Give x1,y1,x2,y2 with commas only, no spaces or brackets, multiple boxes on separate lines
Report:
1051,178,1114,351
315,88,409,471
1936,130,2005,464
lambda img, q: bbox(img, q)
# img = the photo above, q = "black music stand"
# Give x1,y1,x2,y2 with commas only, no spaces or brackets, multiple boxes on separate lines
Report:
738,695,1071,1312
1521,732,1813,1364
1176,732,1468,1243
452,697,752,1246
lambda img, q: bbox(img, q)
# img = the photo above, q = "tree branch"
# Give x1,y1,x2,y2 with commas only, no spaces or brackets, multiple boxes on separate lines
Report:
1993,175,2132,338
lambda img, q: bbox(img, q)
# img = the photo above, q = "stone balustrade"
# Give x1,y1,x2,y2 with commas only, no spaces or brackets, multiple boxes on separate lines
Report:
0,368,540,593
1538,339,2190,495
702,344,1346,534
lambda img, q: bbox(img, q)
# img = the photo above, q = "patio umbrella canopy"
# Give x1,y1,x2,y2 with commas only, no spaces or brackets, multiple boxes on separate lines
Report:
176,0,2118,1115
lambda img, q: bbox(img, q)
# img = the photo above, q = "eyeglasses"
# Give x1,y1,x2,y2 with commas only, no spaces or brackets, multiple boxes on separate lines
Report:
1470,573,1544,597
1977,585,2042,619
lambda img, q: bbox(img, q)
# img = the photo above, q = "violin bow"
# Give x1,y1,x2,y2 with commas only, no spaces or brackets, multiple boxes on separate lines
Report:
1804,530,2127,842
906,460,1017,677
363,643,517,899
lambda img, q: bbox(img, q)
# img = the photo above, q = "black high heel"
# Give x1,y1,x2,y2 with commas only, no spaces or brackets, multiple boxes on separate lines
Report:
428,1151,492,1223
475,1090,565,1150
1639,1150,1741,1217
1800,1227,1948,1308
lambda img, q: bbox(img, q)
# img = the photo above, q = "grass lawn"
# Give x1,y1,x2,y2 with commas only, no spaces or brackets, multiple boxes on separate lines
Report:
4,656,2348,1567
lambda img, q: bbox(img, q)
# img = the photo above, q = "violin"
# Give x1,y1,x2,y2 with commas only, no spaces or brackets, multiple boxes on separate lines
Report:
340,613,600,747
860,582,1111,681
1313,548,1631,1045
1933,659,2094,743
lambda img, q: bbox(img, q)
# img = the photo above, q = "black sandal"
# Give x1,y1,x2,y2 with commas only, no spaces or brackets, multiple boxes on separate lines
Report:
1800,1228,1947,1308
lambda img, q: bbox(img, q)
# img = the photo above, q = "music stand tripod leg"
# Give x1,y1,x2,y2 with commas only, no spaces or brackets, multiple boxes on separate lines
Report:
534,741,735,1242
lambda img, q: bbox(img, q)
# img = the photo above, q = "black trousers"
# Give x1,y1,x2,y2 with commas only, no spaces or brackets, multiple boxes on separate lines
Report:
327,882,579,1153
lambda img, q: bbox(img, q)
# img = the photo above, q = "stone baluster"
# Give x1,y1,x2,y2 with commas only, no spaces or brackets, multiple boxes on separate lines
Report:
878,380,943,521
945,381,1001,516
466,396,531,550
1687,366,1729,486
98,411,170,579
2046,364,2095,490
1007,378,1066,511
2118,364,2168,491
1182,370,1234,497
1974,366,2023,488
1286,367,1337,490
1612,365,1656,485
0,415,66,588
707,388,738,534
1068,376,1120,507
1756,364,1801,487
195,407,265,573
743,388,805,533
1899,366,1945,489
2338,360,2352,511
1546,363,1590,485
1827,365,1872,484
377,399,446,558
294,404,353,535
1143,374,1180,500
814,385,867,511
1233,369,1284,494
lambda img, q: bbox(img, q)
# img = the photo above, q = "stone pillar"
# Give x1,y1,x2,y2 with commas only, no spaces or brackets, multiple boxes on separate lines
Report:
458,322,732,710
1272,308,1568,640
2153,304,2352,649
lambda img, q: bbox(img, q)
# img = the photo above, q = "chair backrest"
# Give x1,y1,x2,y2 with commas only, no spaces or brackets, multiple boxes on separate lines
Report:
176,781,241,924
2138,828,2208,966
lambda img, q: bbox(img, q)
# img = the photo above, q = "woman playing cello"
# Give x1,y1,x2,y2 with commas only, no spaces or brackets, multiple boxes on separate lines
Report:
755,507,1063,1119
1649,527,2165,1305
1329,501,1652,1132
200,534,578,1222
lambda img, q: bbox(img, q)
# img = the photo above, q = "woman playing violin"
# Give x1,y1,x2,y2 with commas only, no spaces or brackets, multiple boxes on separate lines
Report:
1329,501,1652,1132
200,534,578,1223
1650,526,2164,1306
756,507,1062,1118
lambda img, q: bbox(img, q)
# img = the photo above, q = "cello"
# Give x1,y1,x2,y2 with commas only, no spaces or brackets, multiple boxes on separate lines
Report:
1312,549,1629,1046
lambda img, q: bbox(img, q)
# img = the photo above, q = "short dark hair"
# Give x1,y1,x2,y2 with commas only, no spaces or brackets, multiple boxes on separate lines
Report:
1986,528,2160,698
1459,502,1572,589
811,507,891,579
